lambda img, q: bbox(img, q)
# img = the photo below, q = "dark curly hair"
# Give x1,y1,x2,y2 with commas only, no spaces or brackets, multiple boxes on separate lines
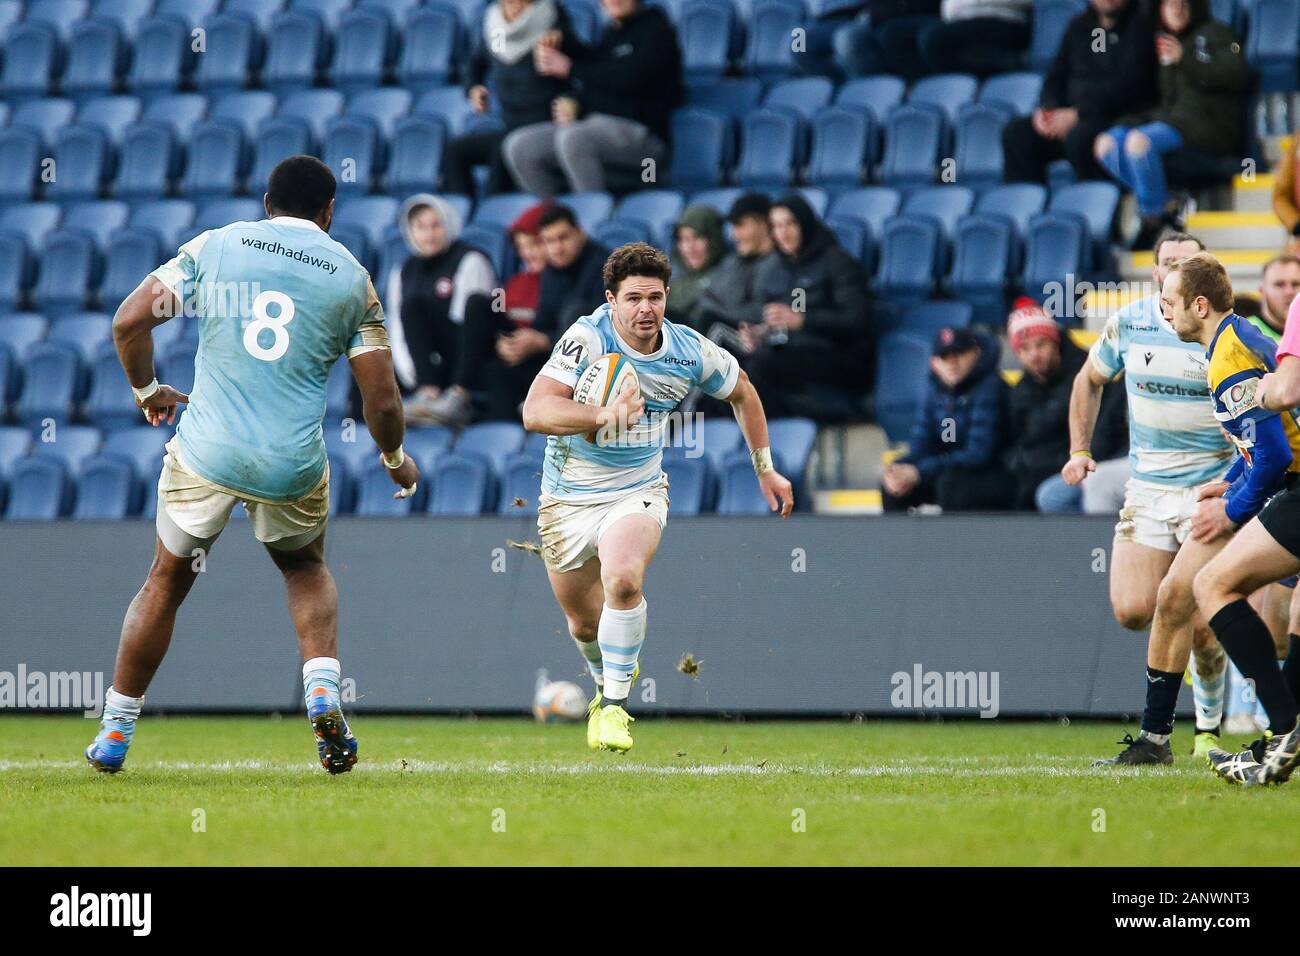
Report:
602,242,672,295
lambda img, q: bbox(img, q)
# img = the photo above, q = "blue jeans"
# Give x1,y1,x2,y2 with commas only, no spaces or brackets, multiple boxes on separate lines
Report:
1034,474,1082,513
1097,122,1184,218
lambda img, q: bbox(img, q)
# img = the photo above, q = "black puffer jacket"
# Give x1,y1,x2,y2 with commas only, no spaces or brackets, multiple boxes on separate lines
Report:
1004,336,1087,481
1040,0,1158,123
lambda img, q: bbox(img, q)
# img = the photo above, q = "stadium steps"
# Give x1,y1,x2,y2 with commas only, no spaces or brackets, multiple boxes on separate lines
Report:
1128,247,1281,279
1231,171,1276,213
1185,210,1289,249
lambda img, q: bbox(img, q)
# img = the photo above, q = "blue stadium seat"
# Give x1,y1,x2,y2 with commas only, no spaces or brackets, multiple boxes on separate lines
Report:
63,202,129,254
157,340,197,396
0,23,61,99
888,300,974,343
1,203,63,253
669,108,731,190
765,77,836,120
3,457,71,520
680,0,736,82
293,0,354,28
795,186,829,218
355,462,426,514
0,0,20,45
264,10,327,93
522,430,548,457
404,424,454,473
734,108,800,190
497,451,542,515
413,85,476,136
975,183,1047,239
685,188,742,216
249,117,315,194
685,79,763,118
1209,0,1239,31
473,193,539,230
330,222,373,274
1023,212,1087,301
807,106,873,193
323,423,378,475
325,113,384,192
663,454,710,515
767,417,816,481
48,126,113,202
873,331,931,443
902,186,974,242
347,88,411,137
950,216,1015,325
593,219,653,250
141,94,211,139
0,128,42,203
615,190,685,249
323,356,352,422
459,223,508,277
102,426,171,487
745,0,803,79
80,96,146,143
556,192,615,232
385,115,446,195
327,452,354,515
26,0,90,40
47,314,112,363
427,453,491,514
11,98,78,150
0,426,33,478
278,89,346,142
334,195,399,247
128,15,194,96
908,73,978,126
32,424,102,473
454,421,525,479
0,315,47,371
0,235,31,311
1029,0,1085,72
398,4,462,91
210,91,278,138
115,122,179,198
181,120,247,199
879,105,943,189
564,0,601,44
222,0,289,31
699,417,742,477
73,456,138,519
34,231,99,316
825,215,866,262
62,17,125,101
193,14,261,92
954,103,1007,188
331,7,396,92
875,216,941,303
360,0,425,19
1049,181,1118,269
717,450,774,514
836,75,906,124
130,200,196,251
828,186,902,244
979,72,1042,117
93,0,155,32
1246,0,1300,92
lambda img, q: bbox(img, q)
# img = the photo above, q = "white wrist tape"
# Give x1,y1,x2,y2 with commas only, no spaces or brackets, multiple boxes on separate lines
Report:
131,378,161,402
751,446,774,475
382,445,405,469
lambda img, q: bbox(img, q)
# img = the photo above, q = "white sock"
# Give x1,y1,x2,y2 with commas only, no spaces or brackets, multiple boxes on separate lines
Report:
597,598,646,703
573,636,603,687
1192,657,1227,732
302,656,341,705
103,687,143,722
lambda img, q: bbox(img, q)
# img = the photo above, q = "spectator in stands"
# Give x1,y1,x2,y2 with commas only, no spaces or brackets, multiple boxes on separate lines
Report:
746,193,872,417
1275,131,1300,253
695,193,780,335
1237,254,1300,343
881,327,1012,511
1002,0,1157,185
918,0,1032,78
444,0,574,197
536,203,609,337
384,195,497,423
1093,0,1248,248
417,203,553,425
1034,381,1130,513
667,205,726,331
1000,298,1089,510
833,1,941,81
502,0,683,196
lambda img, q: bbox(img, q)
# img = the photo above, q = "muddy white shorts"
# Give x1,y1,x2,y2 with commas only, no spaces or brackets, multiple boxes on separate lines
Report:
1113,478,1200,553
156,438,329,557
537,473,670,573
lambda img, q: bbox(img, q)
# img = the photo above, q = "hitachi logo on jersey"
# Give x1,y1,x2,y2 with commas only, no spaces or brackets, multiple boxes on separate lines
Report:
663,356,697,367
49,886,151,936
239,236,339,274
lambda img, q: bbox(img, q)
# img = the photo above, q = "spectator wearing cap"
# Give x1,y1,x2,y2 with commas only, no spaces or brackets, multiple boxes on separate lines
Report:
918,0,1032,78
881,327,1012,512
748,193,873,417
502,0,684,196
695,193,780,336
1002,299,1089,510
536,203,610,339
444,0,574,197
385,194,497,421
418,202,554,425
667,205,726,331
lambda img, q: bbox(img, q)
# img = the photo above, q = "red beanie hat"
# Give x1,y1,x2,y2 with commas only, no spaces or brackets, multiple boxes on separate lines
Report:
508,201,551,238
1007,296,1060,351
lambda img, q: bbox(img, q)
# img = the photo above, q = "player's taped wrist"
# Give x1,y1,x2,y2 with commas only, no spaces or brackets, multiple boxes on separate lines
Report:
131,378,161,402
1070,449,1093,459
382,445,405,469
751,446,774,475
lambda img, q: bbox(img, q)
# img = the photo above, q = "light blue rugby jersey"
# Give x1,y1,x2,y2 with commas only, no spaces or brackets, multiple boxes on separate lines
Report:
151,217,388,502
1090,294,1232,486
538,303,740,502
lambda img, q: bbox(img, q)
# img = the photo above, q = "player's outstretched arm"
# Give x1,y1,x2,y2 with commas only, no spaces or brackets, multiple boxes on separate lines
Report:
113,278,189,426
725,369,793,518
1061,362,1110,485
522,373,643,436
350,348,419,497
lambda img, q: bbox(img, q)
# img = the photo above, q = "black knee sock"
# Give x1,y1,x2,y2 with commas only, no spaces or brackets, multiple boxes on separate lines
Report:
1284,634,1300,707
1141,667,1184,737
1210,600,1299,733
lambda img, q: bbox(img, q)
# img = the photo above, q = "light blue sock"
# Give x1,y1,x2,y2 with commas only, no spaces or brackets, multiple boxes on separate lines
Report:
302,656,341,713
1192,666,1226,732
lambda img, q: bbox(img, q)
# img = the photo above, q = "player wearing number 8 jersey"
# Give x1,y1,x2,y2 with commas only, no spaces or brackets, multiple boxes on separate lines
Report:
84,157,418,775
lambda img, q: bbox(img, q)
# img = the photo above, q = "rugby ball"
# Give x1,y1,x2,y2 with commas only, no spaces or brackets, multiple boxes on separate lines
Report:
572,352,640,445
532,680,587,723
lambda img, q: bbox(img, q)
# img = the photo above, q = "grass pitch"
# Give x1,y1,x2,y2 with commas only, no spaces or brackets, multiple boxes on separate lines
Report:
1,715,1296,866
